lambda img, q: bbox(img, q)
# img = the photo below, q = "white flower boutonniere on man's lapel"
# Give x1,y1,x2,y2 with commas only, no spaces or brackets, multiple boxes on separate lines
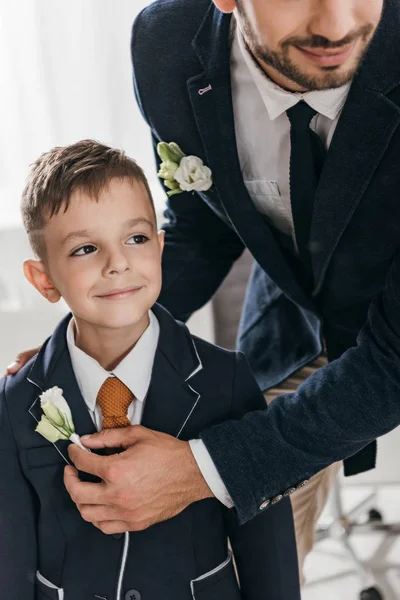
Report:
35,386,90,452
157,142,212,196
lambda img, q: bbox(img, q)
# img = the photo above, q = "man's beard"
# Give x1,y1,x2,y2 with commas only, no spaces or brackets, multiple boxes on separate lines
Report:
236,5,376,90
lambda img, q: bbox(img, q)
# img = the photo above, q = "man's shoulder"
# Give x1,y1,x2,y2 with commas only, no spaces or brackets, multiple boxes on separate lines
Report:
132,0,211,62
134,0,211,35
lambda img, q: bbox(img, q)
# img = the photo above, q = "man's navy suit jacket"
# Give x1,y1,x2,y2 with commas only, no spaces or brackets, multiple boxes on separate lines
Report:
132,0,400,522
0,304,299,600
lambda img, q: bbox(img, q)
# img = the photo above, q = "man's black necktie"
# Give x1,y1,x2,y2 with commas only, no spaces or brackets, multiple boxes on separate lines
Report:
287,102,326,267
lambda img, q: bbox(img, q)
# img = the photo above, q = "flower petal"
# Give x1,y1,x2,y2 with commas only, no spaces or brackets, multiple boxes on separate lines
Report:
35,415,69,443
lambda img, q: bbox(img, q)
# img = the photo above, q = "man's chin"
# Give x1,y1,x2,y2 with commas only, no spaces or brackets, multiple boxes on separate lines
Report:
283,61,358,91
285,41,369,91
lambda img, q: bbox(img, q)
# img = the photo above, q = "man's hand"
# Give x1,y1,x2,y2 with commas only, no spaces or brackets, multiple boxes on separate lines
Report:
4,346,41,376
63,425,214,534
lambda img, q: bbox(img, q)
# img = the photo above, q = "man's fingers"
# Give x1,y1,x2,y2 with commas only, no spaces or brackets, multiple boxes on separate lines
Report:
68,444,114,480
5,347,41,375
77,503,129,523
5,360,20,376
64,465,107,505
93,520,129,535
80,424,149,450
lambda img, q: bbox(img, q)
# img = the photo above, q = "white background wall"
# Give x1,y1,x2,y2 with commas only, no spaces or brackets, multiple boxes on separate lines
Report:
0,0,165,227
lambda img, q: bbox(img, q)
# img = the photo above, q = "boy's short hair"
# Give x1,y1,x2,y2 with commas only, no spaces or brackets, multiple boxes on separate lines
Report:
21,139,156,260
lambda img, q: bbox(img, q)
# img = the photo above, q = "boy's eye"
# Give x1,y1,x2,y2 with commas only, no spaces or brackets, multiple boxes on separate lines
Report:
71,245,97,256
127,235,149,245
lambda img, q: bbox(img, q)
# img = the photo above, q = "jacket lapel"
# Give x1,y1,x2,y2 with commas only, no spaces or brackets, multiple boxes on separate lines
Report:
188,6,314,312
189,1,400,301
27,305,202,457
140,304,203,439
27,314,97,466
311,0,400,294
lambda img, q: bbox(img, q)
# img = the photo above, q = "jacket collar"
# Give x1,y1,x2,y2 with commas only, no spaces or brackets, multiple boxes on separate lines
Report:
27,304,203,464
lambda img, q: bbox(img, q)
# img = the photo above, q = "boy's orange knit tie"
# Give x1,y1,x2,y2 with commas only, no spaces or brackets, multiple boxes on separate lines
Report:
97,377,133,429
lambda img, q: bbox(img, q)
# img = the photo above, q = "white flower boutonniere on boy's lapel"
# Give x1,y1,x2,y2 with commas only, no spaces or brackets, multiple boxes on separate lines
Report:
35,386,90,452
157,142,212,196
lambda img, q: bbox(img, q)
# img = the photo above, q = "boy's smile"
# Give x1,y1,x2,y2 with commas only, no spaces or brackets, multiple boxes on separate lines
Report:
24,177,164,368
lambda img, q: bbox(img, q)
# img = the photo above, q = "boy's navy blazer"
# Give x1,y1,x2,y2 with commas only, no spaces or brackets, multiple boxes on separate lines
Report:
131,0,400,521
0,304,300,600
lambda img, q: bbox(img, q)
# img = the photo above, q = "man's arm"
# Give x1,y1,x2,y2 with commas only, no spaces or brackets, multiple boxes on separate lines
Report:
201,250,400,523
0,378,37,599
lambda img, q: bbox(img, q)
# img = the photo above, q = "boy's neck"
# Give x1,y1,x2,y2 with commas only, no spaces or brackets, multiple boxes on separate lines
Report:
71,313,151,371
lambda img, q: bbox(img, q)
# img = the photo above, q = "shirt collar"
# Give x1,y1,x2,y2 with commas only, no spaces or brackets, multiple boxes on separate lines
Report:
66,310,160,412
234,17,351,122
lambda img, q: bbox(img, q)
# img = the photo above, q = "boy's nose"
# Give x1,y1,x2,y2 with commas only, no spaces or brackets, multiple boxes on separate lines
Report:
104,250,131,276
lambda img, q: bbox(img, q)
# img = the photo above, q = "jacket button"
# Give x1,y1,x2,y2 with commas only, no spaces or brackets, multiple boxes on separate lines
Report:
125,590,141,600
296,480,309,490
113,533,123,539
259,499,270,510
271,494,283,505
283,487,296,496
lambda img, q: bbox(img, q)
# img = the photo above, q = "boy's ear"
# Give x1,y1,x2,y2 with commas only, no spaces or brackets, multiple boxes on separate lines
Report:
157,230,165,254
23,260,61,303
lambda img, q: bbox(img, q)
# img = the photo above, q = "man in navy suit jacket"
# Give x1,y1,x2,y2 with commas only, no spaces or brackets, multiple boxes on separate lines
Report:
9,0,400,575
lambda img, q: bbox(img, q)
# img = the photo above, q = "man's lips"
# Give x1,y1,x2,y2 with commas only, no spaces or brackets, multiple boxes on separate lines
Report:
294,42,356,67
97,286,142,300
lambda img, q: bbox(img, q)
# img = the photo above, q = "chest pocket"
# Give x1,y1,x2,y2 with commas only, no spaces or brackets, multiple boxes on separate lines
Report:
190,551,241,600
35,571,64,600
24,444,69,469
244,179,288,219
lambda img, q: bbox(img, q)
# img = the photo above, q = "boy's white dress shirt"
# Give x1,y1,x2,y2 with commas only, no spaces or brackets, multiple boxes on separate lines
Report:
66,310,159,429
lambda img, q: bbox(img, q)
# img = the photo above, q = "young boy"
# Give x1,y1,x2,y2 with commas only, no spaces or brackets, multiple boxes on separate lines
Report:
0,140,300,600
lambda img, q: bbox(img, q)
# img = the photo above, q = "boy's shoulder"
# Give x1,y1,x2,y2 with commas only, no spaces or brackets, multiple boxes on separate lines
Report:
154,302,239,381
2,313,72,411
191,333,237,362
0,351,41,408
189,332,240,383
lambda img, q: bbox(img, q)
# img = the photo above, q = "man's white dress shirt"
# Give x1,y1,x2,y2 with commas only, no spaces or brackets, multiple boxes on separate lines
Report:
232,18,351,246
190,18,353,508
66,310,159,430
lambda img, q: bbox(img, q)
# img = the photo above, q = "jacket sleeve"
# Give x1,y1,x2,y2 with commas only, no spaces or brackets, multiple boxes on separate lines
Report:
0,377,37,600
131,11,245,322
222,354,300,600
201,250,400,523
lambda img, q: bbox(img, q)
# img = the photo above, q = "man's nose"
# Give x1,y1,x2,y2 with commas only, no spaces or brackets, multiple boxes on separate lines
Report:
309,0,357,44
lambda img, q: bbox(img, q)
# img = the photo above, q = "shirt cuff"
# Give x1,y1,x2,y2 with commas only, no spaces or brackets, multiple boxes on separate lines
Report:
189,438,234,508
